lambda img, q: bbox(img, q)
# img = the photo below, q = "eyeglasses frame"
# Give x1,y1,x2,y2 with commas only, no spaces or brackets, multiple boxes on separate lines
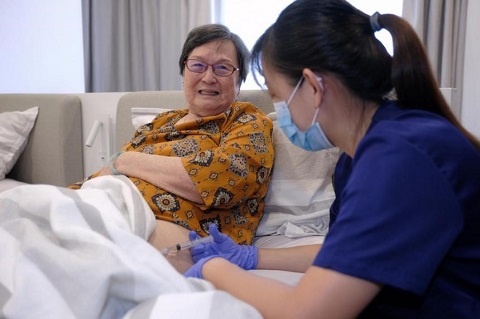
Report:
184,59,239,77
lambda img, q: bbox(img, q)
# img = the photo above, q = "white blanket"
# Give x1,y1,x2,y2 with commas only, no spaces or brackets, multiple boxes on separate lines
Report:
0,175,261,319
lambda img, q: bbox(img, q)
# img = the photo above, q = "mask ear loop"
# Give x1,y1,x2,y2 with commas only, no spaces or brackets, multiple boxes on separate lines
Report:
311,76,324,126
286,77,305,106
316,76,324,91
311,107,320,126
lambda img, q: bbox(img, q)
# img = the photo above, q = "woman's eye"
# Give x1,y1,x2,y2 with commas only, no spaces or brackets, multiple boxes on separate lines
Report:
215,64,229,70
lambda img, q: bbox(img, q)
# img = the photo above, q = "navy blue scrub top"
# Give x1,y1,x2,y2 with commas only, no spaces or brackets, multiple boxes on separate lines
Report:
315,100,480,318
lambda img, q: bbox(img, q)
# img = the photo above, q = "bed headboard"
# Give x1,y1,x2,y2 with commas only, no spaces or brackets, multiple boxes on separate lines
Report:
115,90,274,151
0,94,84,187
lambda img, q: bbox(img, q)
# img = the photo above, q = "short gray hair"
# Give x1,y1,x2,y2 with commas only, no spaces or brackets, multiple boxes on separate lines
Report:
179,24,250,83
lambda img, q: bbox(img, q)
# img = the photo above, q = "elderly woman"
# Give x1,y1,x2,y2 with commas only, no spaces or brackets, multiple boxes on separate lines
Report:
71,24,274,272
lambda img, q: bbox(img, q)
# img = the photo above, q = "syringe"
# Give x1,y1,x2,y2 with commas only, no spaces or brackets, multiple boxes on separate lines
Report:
160,235,214,256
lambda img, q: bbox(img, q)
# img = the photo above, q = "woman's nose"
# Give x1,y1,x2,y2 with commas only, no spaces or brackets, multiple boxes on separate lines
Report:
201,66,217,83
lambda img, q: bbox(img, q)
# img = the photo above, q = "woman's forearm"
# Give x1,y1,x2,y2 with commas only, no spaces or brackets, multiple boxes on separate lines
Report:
257,244,321,273
114,151,203,203
203,258,298,319
202,258,380,319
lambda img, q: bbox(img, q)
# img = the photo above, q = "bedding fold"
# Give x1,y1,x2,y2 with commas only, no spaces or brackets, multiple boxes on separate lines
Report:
0,175,261,319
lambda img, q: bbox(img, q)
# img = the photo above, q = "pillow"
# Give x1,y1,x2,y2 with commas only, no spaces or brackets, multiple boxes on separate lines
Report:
131,107,172,129
0,107,39,180
256,112,340,238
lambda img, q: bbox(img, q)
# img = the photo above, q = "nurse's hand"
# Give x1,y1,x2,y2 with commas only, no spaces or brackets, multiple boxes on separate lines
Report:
189,224,258,270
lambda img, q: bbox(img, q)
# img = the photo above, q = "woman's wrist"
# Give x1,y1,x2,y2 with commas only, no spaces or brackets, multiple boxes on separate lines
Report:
109,151,125,175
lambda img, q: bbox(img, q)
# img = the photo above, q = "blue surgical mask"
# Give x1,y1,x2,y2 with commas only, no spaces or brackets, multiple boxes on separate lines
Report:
273,77,334,151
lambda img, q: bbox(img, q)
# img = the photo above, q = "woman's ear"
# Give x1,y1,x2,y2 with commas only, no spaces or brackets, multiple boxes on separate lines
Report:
302,68,324,108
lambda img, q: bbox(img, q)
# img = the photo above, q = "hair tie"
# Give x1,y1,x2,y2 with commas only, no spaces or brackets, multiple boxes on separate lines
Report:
370,11,382,32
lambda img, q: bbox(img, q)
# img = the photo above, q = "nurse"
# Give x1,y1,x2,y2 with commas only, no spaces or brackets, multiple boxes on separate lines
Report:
185,0,480,318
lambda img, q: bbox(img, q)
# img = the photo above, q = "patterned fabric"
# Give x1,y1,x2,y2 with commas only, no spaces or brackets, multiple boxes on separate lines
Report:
72,102,274,244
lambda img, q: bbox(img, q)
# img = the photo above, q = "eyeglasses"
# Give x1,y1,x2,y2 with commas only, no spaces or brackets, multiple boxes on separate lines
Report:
184,59,239,77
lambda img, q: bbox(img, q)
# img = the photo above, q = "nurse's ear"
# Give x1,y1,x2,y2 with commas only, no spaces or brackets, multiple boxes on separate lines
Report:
303,69,325,108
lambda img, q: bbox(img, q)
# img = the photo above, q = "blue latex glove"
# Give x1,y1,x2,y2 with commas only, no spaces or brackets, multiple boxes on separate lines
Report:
184,256,218,279
189,224,258,270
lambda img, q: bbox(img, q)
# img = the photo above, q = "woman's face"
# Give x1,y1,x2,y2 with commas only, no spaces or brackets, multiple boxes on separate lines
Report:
263,63,316,131
183,40,241,117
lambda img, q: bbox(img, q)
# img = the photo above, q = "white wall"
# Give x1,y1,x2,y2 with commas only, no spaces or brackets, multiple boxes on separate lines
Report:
78,93,128,177
461,0,480,139
0,0,84,93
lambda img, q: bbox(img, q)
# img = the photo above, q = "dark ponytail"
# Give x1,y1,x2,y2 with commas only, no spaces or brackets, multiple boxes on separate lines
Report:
379,14,480,149
251,0,480,150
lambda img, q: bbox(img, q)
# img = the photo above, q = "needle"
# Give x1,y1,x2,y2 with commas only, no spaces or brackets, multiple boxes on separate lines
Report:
160,235,214,255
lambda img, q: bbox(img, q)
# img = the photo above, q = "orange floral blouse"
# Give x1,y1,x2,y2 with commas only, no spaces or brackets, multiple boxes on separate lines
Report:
71,101,274,244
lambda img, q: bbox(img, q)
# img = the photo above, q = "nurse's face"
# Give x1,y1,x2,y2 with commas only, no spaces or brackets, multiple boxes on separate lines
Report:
262,63,316,131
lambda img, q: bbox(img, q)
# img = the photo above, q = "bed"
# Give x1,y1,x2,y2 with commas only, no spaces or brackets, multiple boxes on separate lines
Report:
0,90,340,318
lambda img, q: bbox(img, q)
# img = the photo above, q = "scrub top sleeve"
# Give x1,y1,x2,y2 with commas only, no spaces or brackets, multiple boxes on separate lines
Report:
314,134,463,295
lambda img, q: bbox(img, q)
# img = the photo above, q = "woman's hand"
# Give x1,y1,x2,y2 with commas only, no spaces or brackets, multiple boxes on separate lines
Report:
189,223,258,270
184,256,220,279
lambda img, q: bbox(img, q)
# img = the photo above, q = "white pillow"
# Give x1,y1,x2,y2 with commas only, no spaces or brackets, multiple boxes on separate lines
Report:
256,112,340,238
0,107,39,180
131,107,172,129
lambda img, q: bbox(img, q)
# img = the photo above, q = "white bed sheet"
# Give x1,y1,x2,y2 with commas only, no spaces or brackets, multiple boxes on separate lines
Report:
0,178,26,193
0,175,261,319
0,172,324,318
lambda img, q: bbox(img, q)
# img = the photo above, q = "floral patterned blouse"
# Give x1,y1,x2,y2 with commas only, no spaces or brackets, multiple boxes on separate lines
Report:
72,101,274,244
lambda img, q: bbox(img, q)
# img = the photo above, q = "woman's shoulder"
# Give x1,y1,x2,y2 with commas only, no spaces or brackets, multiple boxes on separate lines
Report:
358,103,480,193
363,113,477,165
223,102,274,137
150,108,187,124
230,101,272,122
370,101,469,150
